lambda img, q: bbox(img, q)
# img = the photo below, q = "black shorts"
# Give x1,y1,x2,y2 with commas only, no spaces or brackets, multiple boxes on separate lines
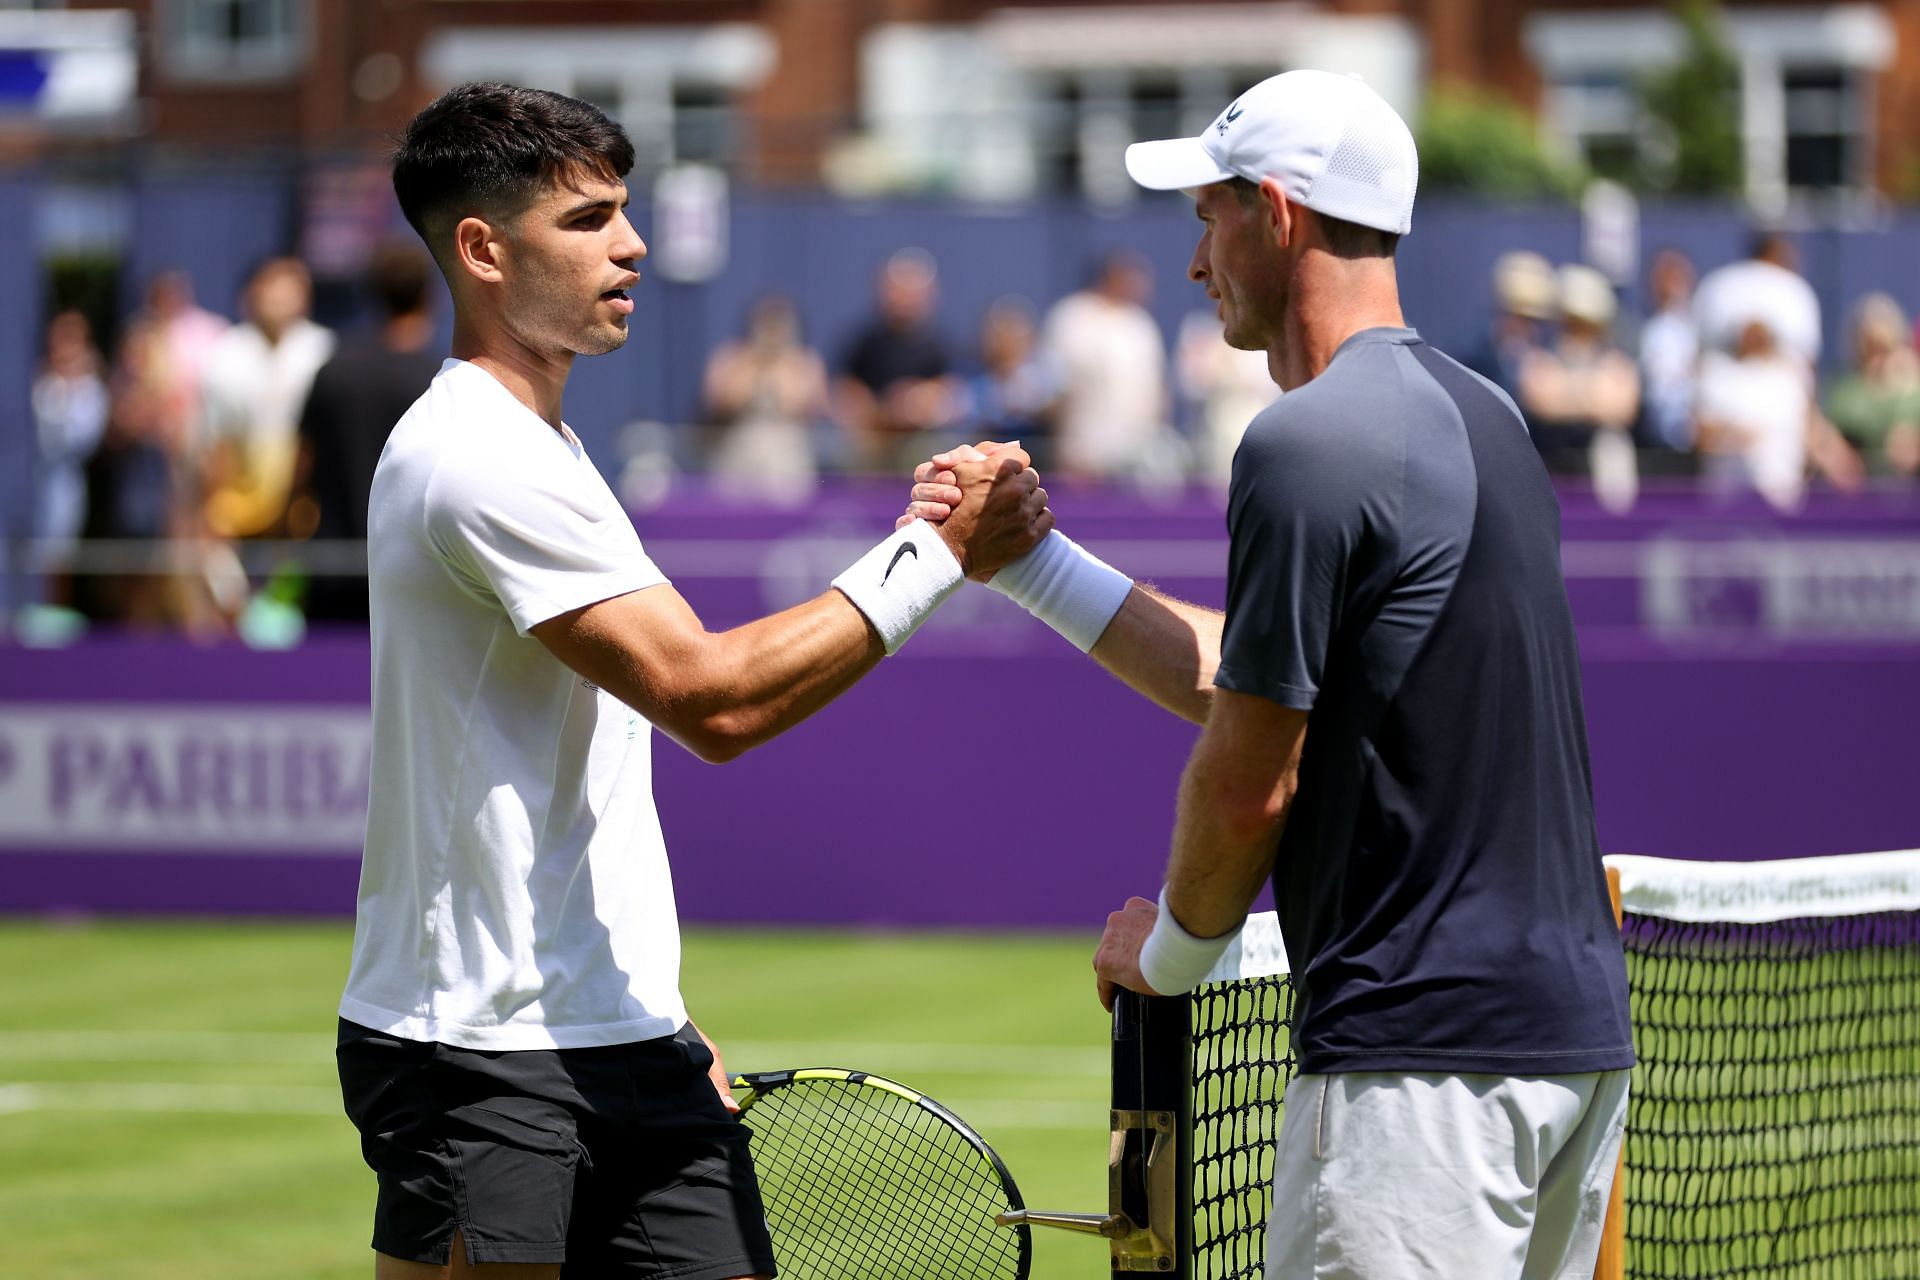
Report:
337,1019,777,1278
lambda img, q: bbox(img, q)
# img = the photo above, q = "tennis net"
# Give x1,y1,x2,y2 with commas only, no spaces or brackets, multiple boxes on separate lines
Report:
1173,849,1920,1280
1611,850,1920,1279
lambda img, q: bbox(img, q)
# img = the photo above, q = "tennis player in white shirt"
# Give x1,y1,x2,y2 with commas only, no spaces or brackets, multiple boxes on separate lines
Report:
336,82,1050,1280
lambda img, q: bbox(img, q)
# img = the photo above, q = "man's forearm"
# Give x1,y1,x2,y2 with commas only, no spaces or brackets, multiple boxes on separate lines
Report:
688,591,888,759
1088,585,1224,725
1161,699,1304,937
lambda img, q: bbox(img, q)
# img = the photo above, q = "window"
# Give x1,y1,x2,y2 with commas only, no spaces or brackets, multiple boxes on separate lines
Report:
1030,66,1279,204
1528,7,1891,198
1783,66,1862,189
163,0,303,82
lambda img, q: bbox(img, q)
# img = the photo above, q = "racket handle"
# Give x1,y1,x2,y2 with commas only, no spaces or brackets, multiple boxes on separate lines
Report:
994,1209,1132,1239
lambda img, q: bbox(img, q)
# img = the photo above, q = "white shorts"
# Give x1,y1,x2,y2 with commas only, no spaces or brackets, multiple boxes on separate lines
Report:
1266,1068,1630,1280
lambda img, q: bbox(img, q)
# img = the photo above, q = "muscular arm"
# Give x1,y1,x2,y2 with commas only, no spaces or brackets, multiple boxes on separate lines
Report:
1094,689,1307,1004
537,451,1046,765
1165,690,1307,935
533,583,883,765
1087,585,1224,725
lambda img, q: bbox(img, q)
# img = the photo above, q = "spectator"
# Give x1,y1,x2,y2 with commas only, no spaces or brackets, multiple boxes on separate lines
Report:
1471,250,1557,425
198,256,335,538
1043,249,1172,480
1694,231,1820,369
1518,265,1641,504
119,269,229,454
700,293,829,492
79,324,193,626
297,240,443,620
1637,248,1700,462
1824,293,1920,480
962,296,1058,463
1696,318,1862,511
833,248,959,470
1175,309,1279,485
30,310,110,603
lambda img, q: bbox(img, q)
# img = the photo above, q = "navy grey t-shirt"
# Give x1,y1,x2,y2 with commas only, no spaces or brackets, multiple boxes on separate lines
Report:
1217,327,1634,1077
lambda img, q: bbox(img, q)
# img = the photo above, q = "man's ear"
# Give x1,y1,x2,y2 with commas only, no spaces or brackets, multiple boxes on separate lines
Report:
452,215,506,286
1257,177,1292,249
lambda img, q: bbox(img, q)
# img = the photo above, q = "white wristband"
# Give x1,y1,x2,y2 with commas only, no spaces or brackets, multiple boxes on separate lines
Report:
1137,887,1242,997
832,520,965,655
987,530,1133,652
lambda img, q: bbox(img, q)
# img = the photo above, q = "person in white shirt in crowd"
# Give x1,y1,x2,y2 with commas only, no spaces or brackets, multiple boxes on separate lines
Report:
196,256,335,537
1693,231,1821,372
1174,308,1280,485
1695,316,1861,511
336,82,1049,1280
1044,249,1175,480
699,293,829,496
1637,248,1700,465
30,309,110,604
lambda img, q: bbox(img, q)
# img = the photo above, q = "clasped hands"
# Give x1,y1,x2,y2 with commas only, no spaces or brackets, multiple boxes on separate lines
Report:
904,440,1052,580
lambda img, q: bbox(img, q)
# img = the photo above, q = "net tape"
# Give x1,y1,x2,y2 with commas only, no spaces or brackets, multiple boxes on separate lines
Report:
1184,852,1920,1280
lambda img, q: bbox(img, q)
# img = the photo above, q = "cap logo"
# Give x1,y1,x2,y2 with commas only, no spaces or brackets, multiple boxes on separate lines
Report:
1217,99,1244,135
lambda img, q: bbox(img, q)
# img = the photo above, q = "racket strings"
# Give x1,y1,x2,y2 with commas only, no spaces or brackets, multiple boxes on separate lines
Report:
742,1079,1026,1279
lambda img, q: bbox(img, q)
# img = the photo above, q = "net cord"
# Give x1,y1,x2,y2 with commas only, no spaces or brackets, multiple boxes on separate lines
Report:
1609,849,1920,923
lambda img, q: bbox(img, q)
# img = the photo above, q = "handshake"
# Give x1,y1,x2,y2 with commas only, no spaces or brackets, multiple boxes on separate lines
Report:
893,440,1052,580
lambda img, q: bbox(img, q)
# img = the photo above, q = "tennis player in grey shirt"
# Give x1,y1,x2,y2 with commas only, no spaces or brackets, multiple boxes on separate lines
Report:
905,70,1632,1278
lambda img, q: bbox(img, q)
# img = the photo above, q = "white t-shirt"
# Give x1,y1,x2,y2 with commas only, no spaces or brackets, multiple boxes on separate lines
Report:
1044,291,1170,476
1696,350,1811,511
340,358,681,1050
1693,259,1821,367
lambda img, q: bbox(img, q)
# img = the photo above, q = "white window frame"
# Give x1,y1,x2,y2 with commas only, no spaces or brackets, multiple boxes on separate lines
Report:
418,26,775,173
1526,6,1894,207
158,0,306,84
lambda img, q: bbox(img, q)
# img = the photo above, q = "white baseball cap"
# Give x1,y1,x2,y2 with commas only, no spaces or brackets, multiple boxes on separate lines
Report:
1124,70,1419,236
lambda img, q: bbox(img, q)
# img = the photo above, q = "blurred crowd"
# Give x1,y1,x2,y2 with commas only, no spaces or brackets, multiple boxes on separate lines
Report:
28,244,438,635
696,245,1269,494
25,230,1920,636
1472,232,1917,513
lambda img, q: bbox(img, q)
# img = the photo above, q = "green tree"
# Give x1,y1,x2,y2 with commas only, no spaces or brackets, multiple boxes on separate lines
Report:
1417,84,1586,201
1637,0,1743,194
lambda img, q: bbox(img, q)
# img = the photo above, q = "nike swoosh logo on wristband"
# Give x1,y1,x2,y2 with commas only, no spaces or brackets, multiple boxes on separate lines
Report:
883,542,919,584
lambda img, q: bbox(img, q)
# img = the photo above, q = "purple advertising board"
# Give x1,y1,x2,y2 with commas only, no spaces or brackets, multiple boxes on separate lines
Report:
3,481,1919,925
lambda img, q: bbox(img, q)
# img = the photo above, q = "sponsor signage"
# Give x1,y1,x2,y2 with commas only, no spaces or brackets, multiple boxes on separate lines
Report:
0,706,370,852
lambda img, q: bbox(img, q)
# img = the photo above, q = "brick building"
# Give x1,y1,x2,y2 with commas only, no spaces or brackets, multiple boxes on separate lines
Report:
9,0,1916,206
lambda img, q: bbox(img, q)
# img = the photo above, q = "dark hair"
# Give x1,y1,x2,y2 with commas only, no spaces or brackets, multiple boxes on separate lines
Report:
392,83,635,256
365,238,433,318
1225,176,1399,260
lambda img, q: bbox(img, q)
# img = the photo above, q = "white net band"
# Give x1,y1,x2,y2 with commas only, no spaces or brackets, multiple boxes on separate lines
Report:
1608,849,1920,924
1201,911,1290,984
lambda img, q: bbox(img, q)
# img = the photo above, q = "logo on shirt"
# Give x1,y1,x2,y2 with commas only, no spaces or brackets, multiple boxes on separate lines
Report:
883,542,919,585
1218,100,1245,134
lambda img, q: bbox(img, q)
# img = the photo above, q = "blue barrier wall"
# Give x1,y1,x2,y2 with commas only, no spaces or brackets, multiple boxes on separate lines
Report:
1,175,45,615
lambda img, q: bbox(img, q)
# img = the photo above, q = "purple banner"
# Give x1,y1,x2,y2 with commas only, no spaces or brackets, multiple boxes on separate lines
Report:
3,481,1918,923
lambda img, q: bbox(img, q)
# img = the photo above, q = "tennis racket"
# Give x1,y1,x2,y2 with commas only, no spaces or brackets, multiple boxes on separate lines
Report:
732,1067,1031,1279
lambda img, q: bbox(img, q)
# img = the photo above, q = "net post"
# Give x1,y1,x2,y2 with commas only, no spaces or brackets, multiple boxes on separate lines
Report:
1111,989,1195,1277
1593,863,1626,1280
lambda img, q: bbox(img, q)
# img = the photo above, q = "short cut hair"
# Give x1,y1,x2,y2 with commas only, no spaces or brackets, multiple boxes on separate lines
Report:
1224,176,1399,260
392,83,636,259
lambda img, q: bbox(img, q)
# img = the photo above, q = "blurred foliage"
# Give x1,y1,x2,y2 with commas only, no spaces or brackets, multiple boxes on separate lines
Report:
1636,0,1744,195
1417,84,1586,201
